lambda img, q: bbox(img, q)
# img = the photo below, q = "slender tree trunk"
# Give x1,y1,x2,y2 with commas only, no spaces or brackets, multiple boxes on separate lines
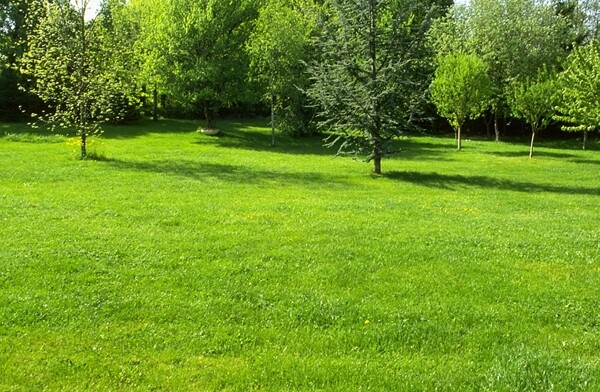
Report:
369,0,381,176
529,128,536,158
583,130,588,150
152,84,158,121
484,112,492,140
270,93,276,146
494,110,500,142
373,155,381,175
457,125,462,151
81,130,87,159
204,102,215,129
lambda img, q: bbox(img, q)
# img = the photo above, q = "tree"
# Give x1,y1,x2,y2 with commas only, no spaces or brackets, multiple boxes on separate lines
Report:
247,0,317,144
126,0,171,121
0,0,45,120
167,0,259,129
554,40,600,149
19,0,138,158
308,0,437,174
429,0,571,141
507,69,558,158
430,53,492,150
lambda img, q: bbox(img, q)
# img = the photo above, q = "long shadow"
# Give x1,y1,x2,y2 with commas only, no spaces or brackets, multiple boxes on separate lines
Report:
101,118,199,139
201,121,331,156
486,150,580,159
386,171,600,196
100,157,354,187
569,159,600,166
391,137,457,161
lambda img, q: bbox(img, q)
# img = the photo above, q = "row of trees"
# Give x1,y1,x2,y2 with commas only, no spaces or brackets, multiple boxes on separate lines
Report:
428,0,600,158
0,0,598,171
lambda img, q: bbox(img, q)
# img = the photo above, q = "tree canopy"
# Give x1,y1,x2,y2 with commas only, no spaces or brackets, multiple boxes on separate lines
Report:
430,53,492,150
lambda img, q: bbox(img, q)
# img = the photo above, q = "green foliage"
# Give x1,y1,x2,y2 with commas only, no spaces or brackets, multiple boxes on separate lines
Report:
507,68,558,157
308,0,436,173
246,0,318,137
554,40,600,134
0,0,45,120
166,0,259,128
19,0,139,157
430,53,492,138
2,120,600,390
429,0,571,140
125,0,171,120
508,69,558,135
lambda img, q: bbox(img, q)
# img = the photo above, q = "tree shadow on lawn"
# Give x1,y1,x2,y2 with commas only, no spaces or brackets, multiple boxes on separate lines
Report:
569,158,600,166
101,118,199,139
392,137,458,161
386,171,600,196
100,157,355,187
485,150,580,159
199,122,331,156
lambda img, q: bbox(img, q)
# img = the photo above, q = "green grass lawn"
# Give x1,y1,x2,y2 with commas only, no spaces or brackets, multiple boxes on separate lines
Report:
1,119,599,390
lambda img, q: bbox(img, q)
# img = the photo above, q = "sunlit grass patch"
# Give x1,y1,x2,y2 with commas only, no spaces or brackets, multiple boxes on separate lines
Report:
1,120,599,390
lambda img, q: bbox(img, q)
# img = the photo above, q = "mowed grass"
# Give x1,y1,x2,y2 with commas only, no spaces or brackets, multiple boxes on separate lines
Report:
1,119,599,390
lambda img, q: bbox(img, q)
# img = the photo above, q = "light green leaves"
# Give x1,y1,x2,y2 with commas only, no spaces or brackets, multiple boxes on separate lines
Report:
430,53,492,131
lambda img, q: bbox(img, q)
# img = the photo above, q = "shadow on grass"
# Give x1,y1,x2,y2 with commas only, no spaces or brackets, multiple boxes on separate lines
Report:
200,121,331,156
569,158,600,166
100,157,354,187
485,150,580,159
386,171,600,196
392,137,457,161
101,118,199,139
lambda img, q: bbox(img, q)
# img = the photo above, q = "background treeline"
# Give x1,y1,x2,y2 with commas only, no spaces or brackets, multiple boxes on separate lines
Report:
1,0,599,143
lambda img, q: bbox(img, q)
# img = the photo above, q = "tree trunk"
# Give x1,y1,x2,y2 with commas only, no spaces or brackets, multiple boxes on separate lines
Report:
152,85,158,121
529,128,536,158
80,130,87,159
373,156,381,175
494,110,500,142
484,112,492,140
583,130,588,150
270,93,276,146
204,103,215,129
457,125,462,151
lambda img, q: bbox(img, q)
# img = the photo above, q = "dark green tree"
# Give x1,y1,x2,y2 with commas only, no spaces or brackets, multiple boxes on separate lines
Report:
308,0,437,174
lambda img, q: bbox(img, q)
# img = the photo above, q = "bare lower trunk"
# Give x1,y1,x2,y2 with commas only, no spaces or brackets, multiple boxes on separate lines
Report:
484,112,492,140
494,111,500,142
373,156,381,175
457,125,462,151
270,93,276,146
80,130,87,159
583,130,588,150
152,85,158,121
204,103,215,129
529,129,536,158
